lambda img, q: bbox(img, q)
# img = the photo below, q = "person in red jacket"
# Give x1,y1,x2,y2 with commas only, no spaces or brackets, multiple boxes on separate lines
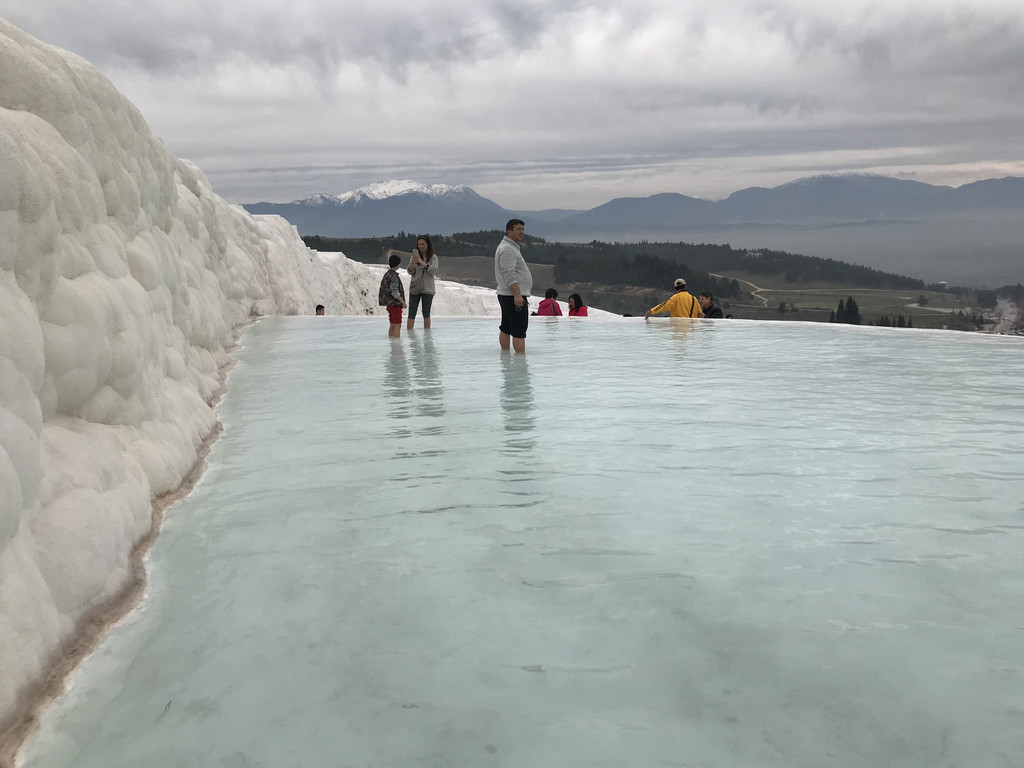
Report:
536,288,563,316
567,293,588,316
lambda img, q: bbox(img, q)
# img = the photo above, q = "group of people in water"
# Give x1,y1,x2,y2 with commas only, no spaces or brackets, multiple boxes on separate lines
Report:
492,218,726,352
366,219,727,349
534,289,589,317
643,279,725,319
376,235,440,337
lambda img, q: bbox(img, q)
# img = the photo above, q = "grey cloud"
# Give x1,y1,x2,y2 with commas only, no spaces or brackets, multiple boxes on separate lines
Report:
3,0,1022,209
763,5,1024,85
0,0,592,81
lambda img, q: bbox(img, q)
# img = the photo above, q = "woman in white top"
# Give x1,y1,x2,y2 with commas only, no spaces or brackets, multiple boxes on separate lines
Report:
407,235,439,329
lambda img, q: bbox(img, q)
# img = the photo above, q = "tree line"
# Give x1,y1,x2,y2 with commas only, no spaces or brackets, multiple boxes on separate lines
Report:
829,297,862,324
553,252,741,298
302,232,928,292
872,314,914,328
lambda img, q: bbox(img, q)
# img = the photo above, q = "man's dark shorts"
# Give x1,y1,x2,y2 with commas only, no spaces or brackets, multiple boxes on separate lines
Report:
498,294,529,339
408,292,434,319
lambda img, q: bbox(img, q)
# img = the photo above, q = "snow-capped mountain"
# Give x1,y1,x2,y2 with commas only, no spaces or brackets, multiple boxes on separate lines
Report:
334,180,468,204
297,181,472,207
245,181,509,236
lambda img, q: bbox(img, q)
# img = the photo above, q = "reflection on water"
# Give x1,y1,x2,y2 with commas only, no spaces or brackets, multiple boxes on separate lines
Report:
383,340,412,438
408,332,445,428
500,353,534,452
645,317,702,363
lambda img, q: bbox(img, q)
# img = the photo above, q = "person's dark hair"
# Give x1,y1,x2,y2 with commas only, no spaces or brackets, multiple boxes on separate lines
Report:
568,293,584,309
505,218,525,234
699,291,714,301
415,235,435,258
315,304,324,312
545,288,558,299
388,254,401,268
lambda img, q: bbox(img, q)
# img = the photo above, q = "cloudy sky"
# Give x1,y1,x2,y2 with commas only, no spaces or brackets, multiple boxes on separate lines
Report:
4,0,1023,209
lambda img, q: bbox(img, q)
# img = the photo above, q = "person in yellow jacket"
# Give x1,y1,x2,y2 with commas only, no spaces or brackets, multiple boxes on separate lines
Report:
645,278,704,318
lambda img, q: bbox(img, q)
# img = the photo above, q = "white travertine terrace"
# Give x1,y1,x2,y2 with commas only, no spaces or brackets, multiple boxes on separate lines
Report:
0,20,518,733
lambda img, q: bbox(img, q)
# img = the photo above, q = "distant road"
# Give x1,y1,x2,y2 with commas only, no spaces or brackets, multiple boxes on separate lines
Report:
710,273,770,307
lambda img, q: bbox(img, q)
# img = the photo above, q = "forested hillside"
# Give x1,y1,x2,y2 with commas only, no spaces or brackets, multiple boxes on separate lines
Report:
301,232,1023,327
303,232,926,293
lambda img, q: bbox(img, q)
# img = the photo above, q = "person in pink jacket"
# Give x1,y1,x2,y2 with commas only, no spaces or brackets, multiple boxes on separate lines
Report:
567,293,588,316
536,288,563,316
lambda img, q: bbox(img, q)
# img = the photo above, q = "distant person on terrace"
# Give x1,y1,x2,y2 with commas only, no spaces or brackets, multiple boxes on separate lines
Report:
407,235,439,330
645,278,704,319
567,294,588,316
698,291,724,318
537,288,562,316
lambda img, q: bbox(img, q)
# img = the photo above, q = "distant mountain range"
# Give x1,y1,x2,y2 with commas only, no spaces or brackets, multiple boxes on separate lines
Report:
244,181,509,239
243,175,1024,286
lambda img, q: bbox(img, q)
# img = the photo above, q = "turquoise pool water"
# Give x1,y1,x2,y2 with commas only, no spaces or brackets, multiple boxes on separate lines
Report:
23,316,1024,767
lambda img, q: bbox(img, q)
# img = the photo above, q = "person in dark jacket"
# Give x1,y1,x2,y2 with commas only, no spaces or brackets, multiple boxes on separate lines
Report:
698,291,724,318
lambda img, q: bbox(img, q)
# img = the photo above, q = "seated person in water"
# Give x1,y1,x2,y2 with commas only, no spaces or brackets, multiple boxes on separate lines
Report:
315,304,325,315
536,288,563,316
567,293,588,316
698,291,724,318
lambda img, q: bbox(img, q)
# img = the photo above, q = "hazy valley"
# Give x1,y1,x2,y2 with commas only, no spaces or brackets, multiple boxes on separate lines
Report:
245,175,1024,288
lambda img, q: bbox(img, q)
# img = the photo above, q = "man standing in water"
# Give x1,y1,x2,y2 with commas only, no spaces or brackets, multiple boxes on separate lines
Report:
495,219,532,353
645,278,704,319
